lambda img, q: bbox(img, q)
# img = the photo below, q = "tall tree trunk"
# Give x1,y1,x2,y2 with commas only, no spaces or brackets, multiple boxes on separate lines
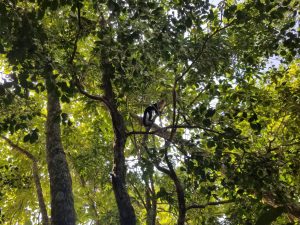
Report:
101,60,136,225
45,73,76,225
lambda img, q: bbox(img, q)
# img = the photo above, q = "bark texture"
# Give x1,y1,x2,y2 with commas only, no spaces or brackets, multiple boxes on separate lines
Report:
45,74,76,225
101,60,136,225
165,154,186,225
145,177,157,225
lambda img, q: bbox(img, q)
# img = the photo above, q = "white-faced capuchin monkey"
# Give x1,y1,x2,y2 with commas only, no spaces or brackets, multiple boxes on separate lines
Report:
143,100,166,127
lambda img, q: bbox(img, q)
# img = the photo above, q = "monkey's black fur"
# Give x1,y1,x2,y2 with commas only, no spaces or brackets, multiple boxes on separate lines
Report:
143,103,159,127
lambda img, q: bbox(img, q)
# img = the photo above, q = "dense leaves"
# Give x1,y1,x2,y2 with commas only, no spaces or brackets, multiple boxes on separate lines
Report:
0,0,299,224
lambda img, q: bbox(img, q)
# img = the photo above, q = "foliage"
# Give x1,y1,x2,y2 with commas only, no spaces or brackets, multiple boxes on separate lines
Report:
0,0,299,224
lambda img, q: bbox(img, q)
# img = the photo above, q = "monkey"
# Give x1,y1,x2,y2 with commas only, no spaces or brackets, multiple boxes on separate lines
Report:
143,100,166,127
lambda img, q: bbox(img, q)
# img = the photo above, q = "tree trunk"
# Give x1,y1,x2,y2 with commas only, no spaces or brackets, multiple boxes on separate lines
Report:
45,73,76,225
175,176,186,225
101,60,136,225
111,130,136,225
154,151,186,225
145,176,157,225
165,154,186,225
147,149,186,225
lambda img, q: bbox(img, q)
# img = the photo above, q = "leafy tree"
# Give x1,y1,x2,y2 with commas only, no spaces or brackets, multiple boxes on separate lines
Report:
0,0,299,224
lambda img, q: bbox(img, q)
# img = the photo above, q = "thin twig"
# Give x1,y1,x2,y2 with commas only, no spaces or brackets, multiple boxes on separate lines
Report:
169,22,234,143
176,22,233,83
130,182,147,209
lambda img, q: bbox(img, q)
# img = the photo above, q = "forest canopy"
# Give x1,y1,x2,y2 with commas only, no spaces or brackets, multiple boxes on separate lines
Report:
0,0,299,224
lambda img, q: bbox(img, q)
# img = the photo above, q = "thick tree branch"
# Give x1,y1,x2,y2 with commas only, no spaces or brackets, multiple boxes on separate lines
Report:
129,114,199,152
75,78,111,109
186,199,234,211
1,135,36,161
143,146,172,176
127,116,222,136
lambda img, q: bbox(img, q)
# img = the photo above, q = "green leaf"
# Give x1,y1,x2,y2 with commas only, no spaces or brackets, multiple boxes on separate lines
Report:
23,134,31,143
207,10,215,21
205,108,216,118
248,113,258,123
179,166,186,172
156,187,168,199
24,220,33,225
15,123,28,131
250,122,262,132
61,113,68,121
223,127,236,138
185,17,193,28
236,10,247,21
67,120,72,126
107,0,120,13
50,0,58,10
57,82,68,91
61,95,70,103
207,140,216,148
29,129,39,143
224,5,237,18
202,118,211,127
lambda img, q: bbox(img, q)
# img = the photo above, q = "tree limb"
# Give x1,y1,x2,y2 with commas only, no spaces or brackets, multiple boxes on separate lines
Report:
127,116,222,136
0,135,49,225
186,199,234,211
67,2,111,111
1,135,36,162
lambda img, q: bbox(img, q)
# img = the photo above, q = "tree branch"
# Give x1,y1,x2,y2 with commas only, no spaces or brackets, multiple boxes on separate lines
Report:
127,122,222,136
176,22,233,83
68,1,81,64
186,199,234,211
0,135,36,162
75,78,111,109
168,23,233,146
130,183,148,210
67,3,112,111
0,135,49,225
